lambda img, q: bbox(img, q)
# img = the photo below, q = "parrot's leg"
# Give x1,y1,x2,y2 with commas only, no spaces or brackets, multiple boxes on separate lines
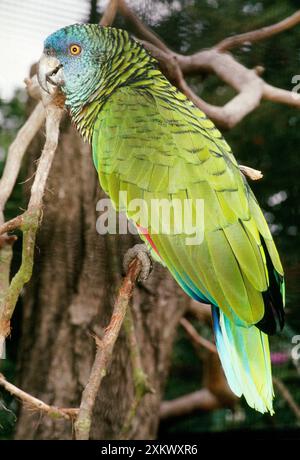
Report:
123,244,153,282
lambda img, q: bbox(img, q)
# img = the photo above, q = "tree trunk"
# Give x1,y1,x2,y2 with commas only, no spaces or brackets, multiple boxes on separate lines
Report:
14,99,189,440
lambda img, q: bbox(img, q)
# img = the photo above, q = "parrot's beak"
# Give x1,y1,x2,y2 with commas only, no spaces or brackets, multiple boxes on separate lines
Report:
37,54,64,94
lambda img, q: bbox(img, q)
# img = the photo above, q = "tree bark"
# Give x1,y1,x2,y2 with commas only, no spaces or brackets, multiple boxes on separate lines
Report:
14,100,189,440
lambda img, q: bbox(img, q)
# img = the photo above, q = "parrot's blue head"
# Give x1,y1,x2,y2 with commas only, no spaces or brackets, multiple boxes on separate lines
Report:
38,23,156,140
39,24,116,108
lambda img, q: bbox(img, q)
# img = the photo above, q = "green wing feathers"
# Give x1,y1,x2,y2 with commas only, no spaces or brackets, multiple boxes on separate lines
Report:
92,82,285,413
93,84,284,327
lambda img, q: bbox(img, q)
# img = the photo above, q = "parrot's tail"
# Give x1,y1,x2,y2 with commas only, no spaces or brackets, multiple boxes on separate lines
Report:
212,306,274,414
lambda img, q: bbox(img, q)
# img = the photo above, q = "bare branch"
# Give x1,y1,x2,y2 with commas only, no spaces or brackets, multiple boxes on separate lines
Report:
263,82,300,107
28,96,64,209
0,246,13,357
180,318,217,354
99,0,119,26
1,256,146,435
160,389,221,419
118,0,170,53
0,373,78,421
162,318,237,420
114,5,300,129
239,165,263,181
0,215,24,236
0,79,45,352
187,300,212,323
273,377,300,421
24,75,43,101
0,89,63,358
0,102,45,225
172,49,266,129
160,45,300,128
0,235,17,249
216,10,300,51
100,0,170,52
75,258,142,440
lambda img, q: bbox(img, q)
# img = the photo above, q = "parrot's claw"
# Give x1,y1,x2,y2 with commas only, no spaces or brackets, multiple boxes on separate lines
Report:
123,244,153,282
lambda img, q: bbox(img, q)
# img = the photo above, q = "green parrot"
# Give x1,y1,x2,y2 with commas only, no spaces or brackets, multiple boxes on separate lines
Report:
38,24,285,414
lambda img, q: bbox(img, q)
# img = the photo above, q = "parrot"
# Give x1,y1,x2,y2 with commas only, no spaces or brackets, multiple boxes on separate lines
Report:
38,23,285,414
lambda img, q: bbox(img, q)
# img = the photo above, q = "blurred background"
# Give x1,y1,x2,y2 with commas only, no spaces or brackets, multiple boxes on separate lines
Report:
0,0,300,439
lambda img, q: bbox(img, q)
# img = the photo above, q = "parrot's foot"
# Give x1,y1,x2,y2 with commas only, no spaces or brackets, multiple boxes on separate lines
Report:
123,244,153,282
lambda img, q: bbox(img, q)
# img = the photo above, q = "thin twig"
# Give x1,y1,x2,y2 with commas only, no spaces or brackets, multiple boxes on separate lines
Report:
187,300,212,323
99,0,119,26
273,377,300,421
118,0,170,52
0,215,24,236
216,10,300,51
0,373,78,421
239,165,263,181
74,258,142,440
180,318,217,354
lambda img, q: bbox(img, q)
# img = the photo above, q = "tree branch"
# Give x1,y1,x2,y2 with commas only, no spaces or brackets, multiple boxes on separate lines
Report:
216,10,300,51
263,82,300,106
180,318,217,354
187,300,212,323
111,2,300,129
0,86,63,358
160,389,222,419
99,0,119,26
74,258,142,440
160,328,237,420
239,165,263,181
1,256,145,436
0,102,45,225
118,0,170,53
0,215,24,236
273,377,300,421
0,373,78,421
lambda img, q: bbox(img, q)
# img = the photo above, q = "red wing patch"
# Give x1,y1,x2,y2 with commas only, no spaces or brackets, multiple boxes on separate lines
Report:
136,224,161,257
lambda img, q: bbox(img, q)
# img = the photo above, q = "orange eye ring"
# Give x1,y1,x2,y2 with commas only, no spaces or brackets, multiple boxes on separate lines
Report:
69,44,81,56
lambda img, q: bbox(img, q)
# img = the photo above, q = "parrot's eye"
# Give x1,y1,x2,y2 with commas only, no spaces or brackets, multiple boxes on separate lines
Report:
69,44,81,56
